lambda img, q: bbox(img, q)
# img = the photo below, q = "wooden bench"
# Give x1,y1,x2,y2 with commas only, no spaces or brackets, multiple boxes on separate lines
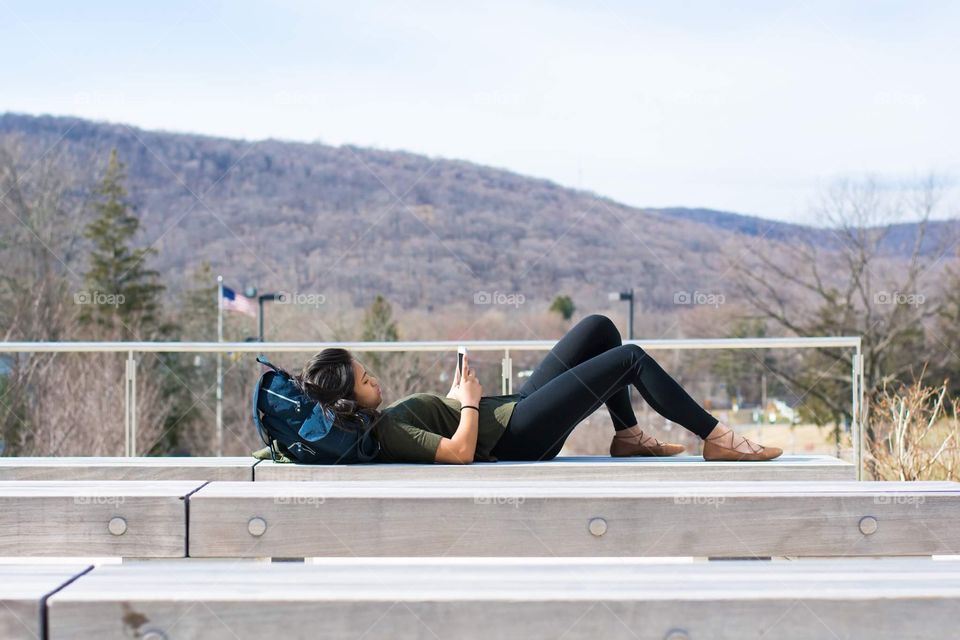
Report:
44,557,960,639
187,479,960,558
0,481,206,557
0,457,258,481
0,455,855,483
0,563,92,639
255,454,856,482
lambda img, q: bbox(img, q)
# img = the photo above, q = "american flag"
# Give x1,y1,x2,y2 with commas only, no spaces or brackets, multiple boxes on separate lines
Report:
221,286,257,318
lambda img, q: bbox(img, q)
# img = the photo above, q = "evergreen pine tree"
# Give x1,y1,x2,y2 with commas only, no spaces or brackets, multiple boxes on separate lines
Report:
361,295,399,373
179,260,218,341
80,149,165,338
149,261,220,455
549,294,576,320
362,295,399,342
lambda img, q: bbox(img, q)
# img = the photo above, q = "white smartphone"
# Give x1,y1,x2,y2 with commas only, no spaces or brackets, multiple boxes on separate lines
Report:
457,346,468,381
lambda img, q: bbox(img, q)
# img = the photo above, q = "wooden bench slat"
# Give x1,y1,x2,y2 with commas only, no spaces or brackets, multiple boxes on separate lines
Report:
46,558,960,639
187,480,960,558
0,457,258,481
0,564,91,640
193,478,959,497
0,481,206,557
255,454,856,482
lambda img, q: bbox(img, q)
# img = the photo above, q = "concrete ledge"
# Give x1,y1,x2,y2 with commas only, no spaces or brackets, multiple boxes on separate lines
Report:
187,479,960,558
45,557,960,639
0,457,258,481
0,481,205,557
255,454,855,482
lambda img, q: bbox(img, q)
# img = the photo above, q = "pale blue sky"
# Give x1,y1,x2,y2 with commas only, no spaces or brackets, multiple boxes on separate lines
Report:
1,1,957,222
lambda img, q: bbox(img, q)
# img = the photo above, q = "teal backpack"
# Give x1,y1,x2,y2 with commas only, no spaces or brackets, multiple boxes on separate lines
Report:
252,355,380,464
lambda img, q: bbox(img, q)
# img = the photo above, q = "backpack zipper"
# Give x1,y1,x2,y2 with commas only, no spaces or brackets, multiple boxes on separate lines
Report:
266,388,301,411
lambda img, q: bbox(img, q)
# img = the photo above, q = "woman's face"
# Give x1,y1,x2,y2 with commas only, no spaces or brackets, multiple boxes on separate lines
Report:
352,359,383,409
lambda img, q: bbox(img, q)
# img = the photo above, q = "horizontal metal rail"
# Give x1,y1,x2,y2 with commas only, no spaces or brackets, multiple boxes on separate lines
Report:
0,336,861,353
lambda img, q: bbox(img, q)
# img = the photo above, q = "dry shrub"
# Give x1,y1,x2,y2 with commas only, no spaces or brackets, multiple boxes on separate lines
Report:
2,352,175,456
866,378,960,480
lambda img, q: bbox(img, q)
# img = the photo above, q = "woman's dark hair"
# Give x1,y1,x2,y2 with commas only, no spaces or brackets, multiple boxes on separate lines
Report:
293,348,381,433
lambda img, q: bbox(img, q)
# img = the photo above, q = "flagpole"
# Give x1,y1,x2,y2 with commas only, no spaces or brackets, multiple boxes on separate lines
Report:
216,275,224,457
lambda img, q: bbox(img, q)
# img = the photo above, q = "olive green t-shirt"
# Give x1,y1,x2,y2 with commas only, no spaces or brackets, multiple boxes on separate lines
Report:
373,392,521,463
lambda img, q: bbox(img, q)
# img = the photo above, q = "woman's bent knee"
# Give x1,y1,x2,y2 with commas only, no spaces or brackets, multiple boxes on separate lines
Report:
582,313,614,328
624,343,646,358
582,314,620,340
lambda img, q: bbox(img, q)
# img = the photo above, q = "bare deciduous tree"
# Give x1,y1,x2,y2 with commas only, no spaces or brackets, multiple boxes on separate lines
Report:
1,142,177,455
732,175,957,469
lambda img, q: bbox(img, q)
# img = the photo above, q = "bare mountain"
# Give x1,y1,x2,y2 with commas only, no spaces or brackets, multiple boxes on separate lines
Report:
651,207,957,257
1,113,946,314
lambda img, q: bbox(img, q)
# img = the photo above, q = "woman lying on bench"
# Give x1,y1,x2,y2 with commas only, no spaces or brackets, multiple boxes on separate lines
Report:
294,314,782,464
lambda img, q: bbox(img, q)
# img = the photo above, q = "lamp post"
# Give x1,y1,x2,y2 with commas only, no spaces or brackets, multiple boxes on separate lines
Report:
244,287,284,342
608,288,635,403
608,289,635,341
258,293,282,342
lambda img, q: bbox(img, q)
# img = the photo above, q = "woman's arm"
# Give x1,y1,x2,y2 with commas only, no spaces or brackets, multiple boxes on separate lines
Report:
434,408,479,463
445,353,462,400
435,353,482,464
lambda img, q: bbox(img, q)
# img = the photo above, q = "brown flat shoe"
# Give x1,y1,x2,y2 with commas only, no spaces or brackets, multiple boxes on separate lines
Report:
702,427,783,461
611,426,686,457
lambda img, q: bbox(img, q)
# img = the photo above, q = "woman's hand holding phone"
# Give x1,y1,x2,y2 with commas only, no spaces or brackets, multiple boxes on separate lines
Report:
455,354,482,406
447,352,481,406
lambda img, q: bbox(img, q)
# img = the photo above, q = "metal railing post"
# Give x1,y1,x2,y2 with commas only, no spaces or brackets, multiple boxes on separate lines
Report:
125,350,137,457
856,343,866,481
501,349,513,395
850,342,865,481
216,351,223,458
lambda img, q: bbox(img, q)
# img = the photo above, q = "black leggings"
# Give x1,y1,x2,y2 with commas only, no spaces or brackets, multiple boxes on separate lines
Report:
489,314,719,461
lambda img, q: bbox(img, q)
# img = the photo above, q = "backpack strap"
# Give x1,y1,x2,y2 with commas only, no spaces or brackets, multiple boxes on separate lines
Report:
251,362,278,457
256,354,285,375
